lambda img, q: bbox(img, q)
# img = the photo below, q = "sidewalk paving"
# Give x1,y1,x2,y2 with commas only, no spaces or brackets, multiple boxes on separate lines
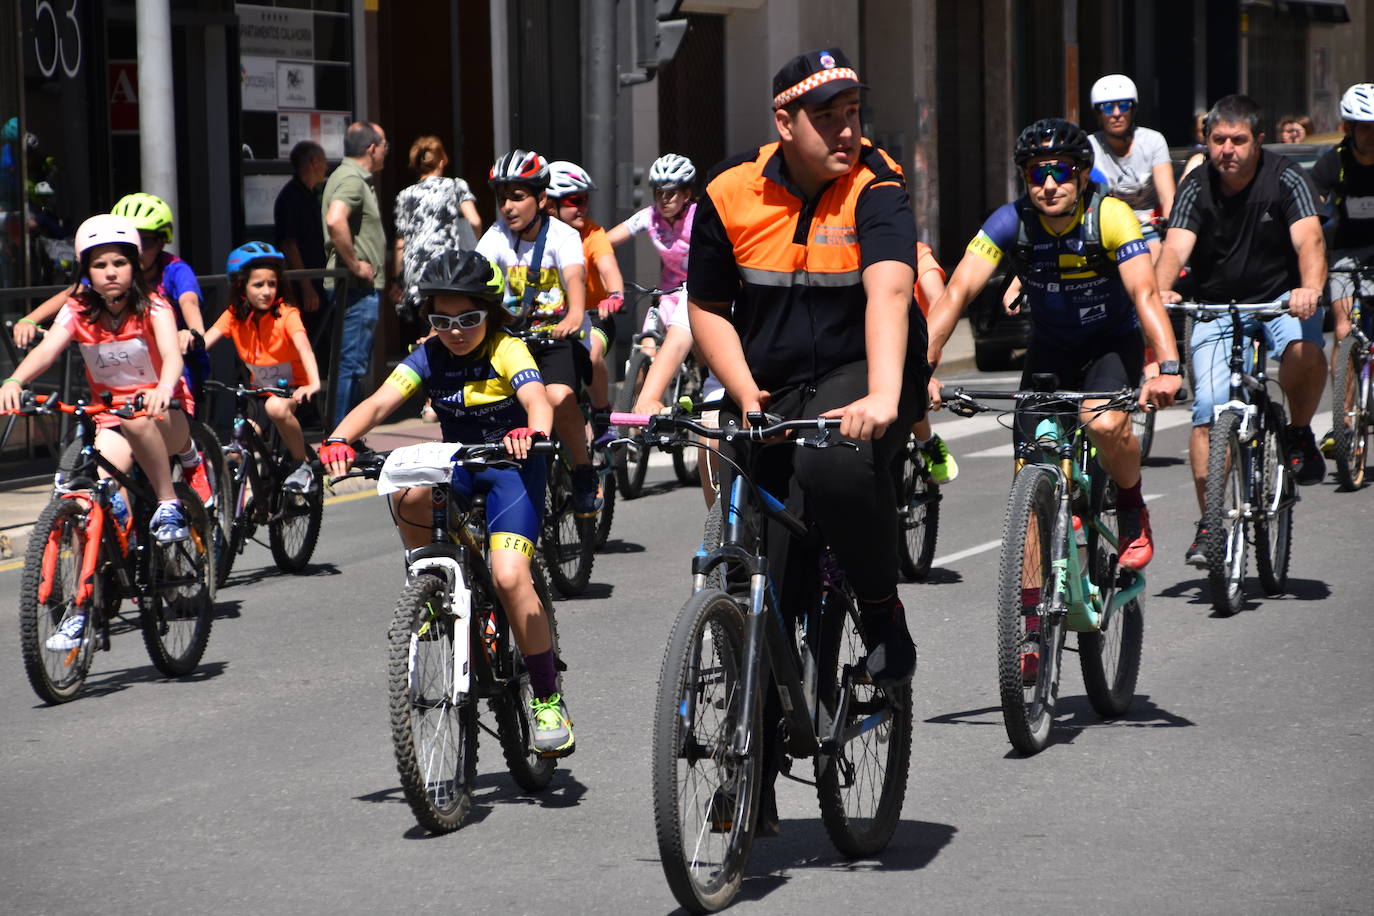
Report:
0,320,979,564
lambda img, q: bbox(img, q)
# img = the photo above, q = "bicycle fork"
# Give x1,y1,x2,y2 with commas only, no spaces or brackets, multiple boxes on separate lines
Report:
406,545,473,702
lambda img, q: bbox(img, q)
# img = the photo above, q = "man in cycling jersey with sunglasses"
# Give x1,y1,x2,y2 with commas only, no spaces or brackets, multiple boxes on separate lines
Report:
928,118,1182,570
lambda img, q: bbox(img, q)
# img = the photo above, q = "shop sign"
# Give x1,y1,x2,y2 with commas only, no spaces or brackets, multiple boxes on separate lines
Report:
241,56,277,111
237,4,314,61
276,61,315,109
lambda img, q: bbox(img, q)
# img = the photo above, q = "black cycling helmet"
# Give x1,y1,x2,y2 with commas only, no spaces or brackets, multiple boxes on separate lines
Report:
1013,118,1093,168
417,249,505,303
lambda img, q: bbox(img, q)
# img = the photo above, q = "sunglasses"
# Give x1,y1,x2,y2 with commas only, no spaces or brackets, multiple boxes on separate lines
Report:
494,187,534,202
1025,161,1077,186
556,194,589,208
1096,100,1134,115
428,310,488,331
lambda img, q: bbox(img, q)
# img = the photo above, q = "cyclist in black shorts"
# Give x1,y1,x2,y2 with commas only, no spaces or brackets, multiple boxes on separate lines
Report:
927,118,1182,570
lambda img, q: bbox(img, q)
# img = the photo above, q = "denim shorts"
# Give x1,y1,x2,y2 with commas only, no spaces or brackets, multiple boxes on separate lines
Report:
1188,305,1324,426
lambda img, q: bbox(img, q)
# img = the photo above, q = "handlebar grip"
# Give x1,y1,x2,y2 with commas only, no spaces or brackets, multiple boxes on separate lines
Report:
610,411,652,427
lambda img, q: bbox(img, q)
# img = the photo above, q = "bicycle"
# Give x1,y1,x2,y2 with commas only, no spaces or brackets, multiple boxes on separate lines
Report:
1327,265,1373,490
513,329,596,596
10,393,215,704
1168,301,1297,614
940,381,1147,754
613,283,704,497
893,434,941,581
337,441,565,833
612,408,913,913
202,379,324,587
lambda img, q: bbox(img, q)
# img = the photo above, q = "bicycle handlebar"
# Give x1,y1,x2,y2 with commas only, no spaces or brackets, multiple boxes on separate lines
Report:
611,410,850,445
330,440,559,482
938,386,1143,418
627,282,684,298
1166,300,1291,321
202,378,297,399
3,391,183,419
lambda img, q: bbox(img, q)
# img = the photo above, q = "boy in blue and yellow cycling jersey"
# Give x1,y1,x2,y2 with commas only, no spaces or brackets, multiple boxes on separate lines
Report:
320,249,574,757
927,118,1182,570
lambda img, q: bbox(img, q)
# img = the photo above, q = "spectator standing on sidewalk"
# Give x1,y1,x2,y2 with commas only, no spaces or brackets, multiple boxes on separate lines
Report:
274,140,328,326
322,122,388,426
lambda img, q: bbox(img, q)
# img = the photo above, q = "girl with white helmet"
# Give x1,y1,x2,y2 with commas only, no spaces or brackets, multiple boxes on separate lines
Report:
1087,73,1176,257
605,153,697,355
2,215,204,651
544,160,625,445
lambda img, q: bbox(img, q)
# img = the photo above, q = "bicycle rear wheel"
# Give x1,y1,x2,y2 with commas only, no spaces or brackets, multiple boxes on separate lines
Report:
388,573,478,833
1255,404,1294,597
19,497,98,703
141,483,214,676
492,564,562,791
614,350,653,498
541,459,594,596
652,589,757,913
895,443,939,582
671,359,705,486
268,478,323,572
216,444,252,588
1202,412,1247,616
815,588,912,856
1079,474,1143,717
996,467,1062,754
1331,337,1369,490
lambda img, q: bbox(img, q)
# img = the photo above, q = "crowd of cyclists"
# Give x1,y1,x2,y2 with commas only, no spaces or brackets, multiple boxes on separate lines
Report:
5,45,1373,869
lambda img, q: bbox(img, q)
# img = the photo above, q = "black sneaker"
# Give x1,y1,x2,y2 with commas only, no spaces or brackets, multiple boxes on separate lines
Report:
1185,520,1209,568
570,465,602,516
1287,425,1326,486
859,598,917,686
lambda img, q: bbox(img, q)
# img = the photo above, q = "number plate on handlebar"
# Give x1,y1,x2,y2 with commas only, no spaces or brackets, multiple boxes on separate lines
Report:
377,443,467,495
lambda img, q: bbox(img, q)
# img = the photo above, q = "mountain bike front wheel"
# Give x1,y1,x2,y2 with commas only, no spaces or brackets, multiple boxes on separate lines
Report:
1254,404,1294,597
19,497,97,704
141,483,214,676
896,445,939,582
815,589,912,856
996,467,1062,754
268,482,323,572
541,459,594,596
1202,411,1247,616
388,573,478,834
614,350,653,498
652,589,758,913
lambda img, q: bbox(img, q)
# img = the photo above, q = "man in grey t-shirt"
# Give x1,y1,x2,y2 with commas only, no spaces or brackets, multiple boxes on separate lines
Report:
1088,73,1176,254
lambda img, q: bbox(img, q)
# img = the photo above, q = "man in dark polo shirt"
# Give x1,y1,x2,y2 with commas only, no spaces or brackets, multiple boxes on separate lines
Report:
1155,94,1327,564
691,49,924,674
274,140,328,342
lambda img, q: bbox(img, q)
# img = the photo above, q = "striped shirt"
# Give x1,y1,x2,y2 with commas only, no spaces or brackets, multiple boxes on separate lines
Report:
1170,150,1320,303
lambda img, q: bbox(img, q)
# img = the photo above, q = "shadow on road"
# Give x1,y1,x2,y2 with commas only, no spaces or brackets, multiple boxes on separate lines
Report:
31,659,230,705
356,770,589,839
556,581,615,601
222,561,343,589
1156,575,1331,615
910,567,963,586
925,693,1194,751
596,539,645,555
671,818,956,912
1141,455,1186,468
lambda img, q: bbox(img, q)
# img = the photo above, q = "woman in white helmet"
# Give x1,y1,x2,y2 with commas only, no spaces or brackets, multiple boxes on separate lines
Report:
1087,73,1176,258
1314,83,1374,451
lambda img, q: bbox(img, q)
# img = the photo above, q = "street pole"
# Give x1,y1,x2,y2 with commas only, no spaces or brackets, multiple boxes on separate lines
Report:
136,0,178,237
584,0,617,229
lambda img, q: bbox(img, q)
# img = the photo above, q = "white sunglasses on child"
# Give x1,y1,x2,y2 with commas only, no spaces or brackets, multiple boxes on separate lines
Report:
428,311,487,331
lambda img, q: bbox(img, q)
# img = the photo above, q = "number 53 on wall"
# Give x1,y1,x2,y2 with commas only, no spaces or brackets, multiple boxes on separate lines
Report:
30,0,83,80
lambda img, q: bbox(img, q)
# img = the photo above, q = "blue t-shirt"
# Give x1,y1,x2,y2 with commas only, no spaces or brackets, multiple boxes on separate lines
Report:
384,331,543,444
967,194,1149,340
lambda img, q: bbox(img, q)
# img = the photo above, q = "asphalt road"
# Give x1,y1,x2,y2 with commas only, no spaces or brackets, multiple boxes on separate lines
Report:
2,370,1372,915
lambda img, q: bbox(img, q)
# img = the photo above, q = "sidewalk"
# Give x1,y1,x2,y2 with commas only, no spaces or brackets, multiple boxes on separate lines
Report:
0,321,978,565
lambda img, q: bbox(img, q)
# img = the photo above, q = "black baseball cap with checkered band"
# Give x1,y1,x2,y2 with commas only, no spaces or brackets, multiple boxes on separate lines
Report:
771,48,867,110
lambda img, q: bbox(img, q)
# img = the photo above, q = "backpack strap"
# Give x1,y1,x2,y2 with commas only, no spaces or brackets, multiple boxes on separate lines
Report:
511,215,551,327
1008,183,1116,279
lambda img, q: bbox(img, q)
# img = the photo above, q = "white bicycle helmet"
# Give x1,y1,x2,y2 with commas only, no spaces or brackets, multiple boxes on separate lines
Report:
1090,74,1138,106
648,153,696,189
488,149,549,189
74,214,142,259
547,160,597,198
1340,83,1374,122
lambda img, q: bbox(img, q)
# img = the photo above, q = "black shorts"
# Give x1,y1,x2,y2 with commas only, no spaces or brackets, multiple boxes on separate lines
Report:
1015,329,1143,445
590,313,617,350
530,337,592,391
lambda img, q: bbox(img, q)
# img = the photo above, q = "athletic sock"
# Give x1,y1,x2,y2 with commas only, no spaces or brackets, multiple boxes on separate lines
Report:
524,647,559,700
1117,480,1144,511
176,443,201,469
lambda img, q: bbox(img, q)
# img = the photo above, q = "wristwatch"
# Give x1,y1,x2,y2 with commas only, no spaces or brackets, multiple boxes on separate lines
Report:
1157,360,1182,377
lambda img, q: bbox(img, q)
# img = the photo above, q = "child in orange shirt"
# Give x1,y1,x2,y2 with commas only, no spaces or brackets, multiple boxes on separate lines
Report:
204,242,322,490
913,242,958,483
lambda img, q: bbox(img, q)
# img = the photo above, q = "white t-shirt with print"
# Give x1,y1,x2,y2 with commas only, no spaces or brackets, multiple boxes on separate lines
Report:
476,217,585,329
1089,126,1170,225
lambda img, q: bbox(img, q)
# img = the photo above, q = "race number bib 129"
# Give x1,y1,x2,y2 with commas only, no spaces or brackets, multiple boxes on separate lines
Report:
80,338,158,389
248,361,294,389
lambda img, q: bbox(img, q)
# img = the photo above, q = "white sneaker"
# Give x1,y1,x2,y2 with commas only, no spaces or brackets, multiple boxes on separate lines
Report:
46,614,87,651
283,461,315,492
